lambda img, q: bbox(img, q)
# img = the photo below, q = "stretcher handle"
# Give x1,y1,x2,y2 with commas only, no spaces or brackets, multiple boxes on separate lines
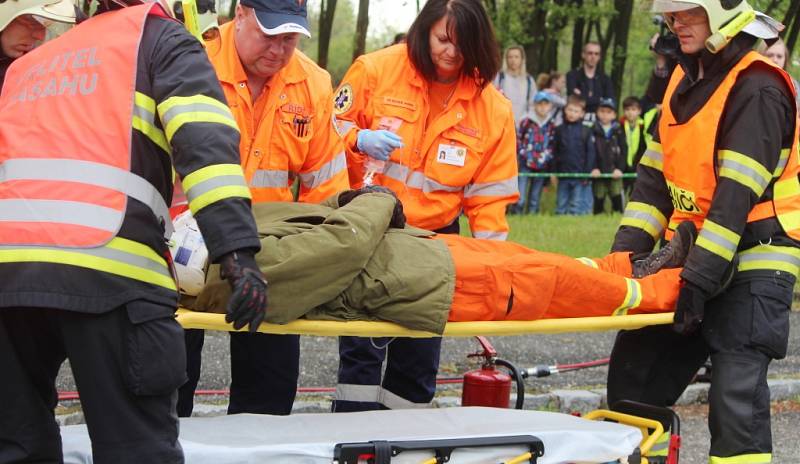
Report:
583,409,664,456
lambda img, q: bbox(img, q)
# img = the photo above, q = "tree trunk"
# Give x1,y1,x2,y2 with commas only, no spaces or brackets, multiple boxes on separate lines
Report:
784,0,800,60
570,0,585,70
228,0,237,22
352,0,369,61
317,0,338,69
609,0,633,101
524,0,549,75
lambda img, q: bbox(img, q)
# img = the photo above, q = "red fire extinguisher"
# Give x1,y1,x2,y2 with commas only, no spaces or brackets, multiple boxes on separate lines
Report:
461,336,524,409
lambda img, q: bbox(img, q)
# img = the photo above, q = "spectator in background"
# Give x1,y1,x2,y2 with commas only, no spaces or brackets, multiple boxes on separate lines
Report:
567,41,615,122
590,98,626,214
764,38,800,109
640,33,678,112
621,96,655,197
494,45,537,124
392,32,407,45
514,91,558,214
538,71,567,125
554,95,595,215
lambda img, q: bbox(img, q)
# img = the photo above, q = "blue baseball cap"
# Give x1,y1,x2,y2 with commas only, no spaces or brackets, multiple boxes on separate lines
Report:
598,97,617,110
240,0,311,38
533,91,553,103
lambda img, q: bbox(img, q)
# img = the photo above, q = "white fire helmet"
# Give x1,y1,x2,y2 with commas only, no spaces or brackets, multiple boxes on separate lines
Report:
169,210,208,296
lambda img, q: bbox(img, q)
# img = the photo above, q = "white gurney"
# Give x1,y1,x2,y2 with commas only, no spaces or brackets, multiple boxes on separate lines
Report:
62,407,642,463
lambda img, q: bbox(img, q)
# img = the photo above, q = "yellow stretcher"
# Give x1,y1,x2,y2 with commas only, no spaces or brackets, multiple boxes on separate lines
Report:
176,309,674,337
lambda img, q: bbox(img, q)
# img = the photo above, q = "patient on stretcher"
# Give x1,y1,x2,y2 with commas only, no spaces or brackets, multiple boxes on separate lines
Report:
188,188,693,334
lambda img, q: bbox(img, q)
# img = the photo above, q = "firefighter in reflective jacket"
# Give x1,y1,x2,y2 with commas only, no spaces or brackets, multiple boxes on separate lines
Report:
331,0,518,413
176,0,351,418
0,0,268,462
611,1,798,462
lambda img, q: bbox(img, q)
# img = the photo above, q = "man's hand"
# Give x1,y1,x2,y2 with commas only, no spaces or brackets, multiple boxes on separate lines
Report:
338,185,406,229
219,251,268,333
612,168,623,179
673,282,707,336
356,129,404,161
590,168,601,178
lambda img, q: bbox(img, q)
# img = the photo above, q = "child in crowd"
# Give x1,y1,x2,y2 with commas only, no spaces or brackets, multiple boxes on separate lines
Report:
622,96,646,196
537,71,567,125
553,95,595,215
590,98,626,214
514,91,558,214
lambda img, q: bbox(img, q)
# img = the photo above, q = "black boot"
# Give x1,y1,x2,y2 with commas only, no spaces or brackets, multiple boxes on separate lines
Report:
632,221,698,278
593,196,605,215
610,194,623,213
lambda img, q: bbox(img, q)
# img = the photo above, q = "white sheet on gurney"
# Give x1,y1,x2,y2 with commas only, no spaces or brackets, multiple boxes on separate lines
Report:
61,407,642,464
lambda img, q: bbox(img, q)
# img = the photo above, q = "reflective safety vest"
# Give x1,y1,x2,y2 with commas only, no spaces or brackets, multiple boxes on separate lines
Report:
0,4,177,290
659,51,800,242
625,107,657,168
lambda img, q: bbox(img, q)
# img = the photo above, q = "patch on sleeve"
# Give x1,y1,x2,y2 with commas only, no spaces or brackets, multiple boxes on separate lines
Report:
333,84,354,115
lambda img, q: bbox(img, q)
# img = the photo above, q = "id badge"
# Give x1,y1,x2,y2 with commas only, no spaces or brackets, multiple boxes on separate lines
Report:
436,143,467,167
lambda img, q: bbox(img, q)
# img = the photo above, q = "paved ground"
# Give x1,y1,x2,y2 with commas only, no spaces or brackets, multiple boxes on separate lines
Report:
56,312,800,461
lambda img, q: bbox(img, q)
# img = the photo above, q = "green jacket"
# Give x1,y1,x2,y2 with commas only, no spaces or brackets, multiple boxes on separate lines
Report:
192,193,454,334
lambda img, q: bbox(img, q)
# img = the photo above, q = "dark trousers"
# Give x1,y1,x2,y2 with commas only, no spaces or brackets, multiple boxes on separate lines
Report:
333,220,458,412
607,271,793,460
177,330,300,416
0,304,185,464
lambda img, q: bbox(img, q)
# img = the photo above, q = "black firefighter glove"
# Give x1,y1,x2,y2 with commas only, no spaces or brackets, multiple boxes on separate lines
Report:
219,250,268,333
673,281,708,336
338,185,406,229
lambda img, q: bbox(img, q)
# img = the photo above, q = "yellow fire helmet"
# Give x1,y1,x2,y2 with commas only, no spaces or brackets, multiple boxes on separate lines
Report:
652,0,757,53
0,0,76,32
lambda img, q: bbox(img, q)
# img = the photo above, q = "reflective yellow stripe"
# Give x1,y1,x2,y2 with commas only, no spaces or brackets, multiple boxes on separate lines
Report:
645,431,670,457
648,140,662,154
182,164,251,213
718,149,772,196
0,237,175,290
157,94,239,142
639,148,663,171
133,92,170,153
709,453,771,463
619,201,668,240
738,244,800,276
576,257,599,268
774,148,790,177
773,176,800,200
613,278,642,316
696,219,740,261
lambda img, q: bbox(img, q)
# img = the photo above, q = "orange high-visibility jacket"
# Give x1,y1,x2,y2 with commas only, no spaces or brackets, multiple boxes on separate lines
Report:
333,45,519,239
659,51,800,241
205,22,349,204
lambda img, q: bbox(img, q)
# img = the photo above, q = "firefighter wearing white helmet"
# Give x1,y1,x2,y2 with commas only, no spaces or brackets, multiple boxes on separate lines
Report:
609,1,798,463
0,0,268,460
0,0,75,85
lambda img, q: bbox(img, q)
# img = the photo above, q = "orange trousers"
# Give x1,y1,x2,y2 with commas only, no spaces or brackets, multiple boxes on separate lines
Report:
435,234,681,322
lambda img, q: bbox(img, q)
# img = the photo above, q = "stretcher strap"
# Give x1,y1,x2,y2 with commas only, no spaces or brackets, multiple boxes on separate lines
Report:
175,309,674,338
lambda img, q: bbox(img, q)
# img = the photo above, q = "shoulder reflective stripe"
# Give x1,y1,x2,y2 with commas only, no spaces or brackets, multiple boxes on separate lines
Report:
576,257,599,268
696,220,740,261
473,231,508,240
379,387,432,409
133,92,170,153
464,177,518,198
332,115,355,138
739,244,800,276
1,158,173,237
718,150,771,196
335,383,380,403
709,453,771,464
298,152,347,190
639,149,664,171
620,201,668,240
0,237,175,290
613,278,642,316
775,148,790,177
0,199,121,232
251,169,290,188
157,95,239,142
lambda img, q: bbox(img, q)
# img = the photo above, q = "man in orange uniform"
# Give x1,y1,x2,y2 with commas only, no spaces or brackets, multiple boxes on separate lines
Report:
178,0,349,417
330,0,518,412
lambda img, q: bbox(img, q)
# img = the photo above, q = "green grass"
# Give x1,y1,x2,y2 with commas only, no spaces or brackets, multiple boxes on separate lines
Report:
460,187,622,258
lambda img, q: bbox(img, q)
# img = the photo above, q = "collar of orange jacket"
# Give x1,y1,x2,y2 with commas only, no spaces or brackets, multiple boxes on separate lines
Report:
205,21,308,87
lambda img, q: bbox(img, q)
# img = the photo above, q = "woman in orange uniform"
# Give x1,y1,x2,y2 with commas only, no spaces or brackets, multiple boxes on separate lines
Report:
331,0,518,412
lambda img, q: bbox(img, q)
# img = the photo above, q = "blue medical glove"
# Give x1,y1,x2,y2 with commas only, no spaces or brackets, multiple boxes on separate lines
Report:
356,129,404,161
